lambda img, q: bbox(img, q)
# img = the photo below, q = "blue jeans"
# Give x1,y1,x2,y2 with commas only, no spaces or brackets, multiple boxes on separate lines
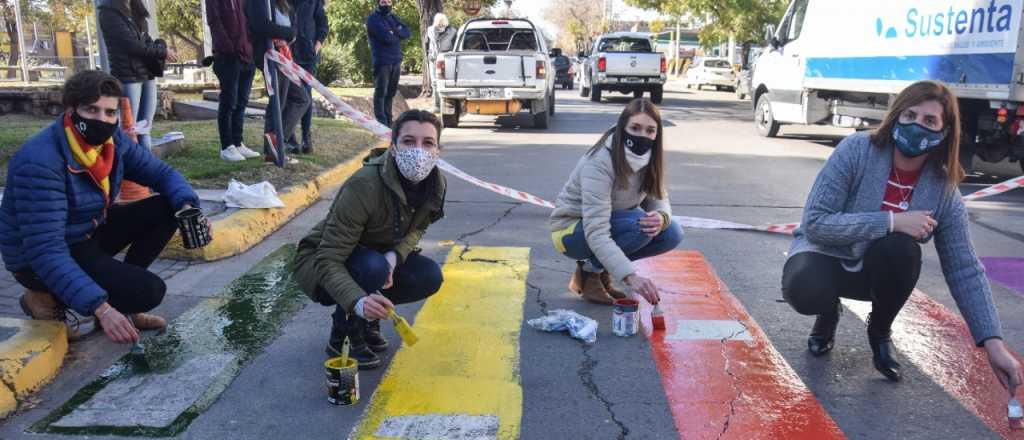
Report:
298,60,317,142
212,55,256,149
559,209,684,274
315,246,444,328
123,79,158,150
373,63,401,126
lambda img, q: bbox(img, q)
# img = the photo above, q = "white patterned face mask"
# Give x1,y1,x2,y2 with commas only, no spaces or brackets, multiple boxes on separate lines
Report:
393,147,439,183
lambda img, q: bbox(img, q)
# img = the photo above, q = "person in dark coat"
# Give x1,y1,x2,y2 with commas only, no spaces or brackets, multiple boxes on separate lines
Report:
366,0,410,127
245,0,311,163
206,0,262,162
97,0,173,151
1,71,204,343
287,0,328,154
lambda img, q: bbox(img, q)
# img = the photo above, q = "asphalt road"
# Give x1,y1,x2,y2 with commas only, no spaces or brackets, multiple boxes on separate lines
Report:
5,82,1024,440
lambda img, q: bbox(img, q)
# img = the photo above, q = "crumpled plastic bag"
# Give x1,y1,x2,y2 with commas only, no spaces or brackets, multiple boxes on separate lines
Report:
527,309,598,344
223,179,285,209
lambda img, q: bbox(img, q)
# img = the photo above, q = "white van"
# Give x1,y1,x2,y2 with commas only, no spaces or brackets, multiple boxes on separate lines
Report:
752,0,1024,172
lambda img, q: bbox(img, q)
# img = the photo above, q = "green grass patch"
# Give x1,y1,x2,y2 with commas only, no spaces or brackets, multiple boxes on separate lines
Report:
0,114,376,190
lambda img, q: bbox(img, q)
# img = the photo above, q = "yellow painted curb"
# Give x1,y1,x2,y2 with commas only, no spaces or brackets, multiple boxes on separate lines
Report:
0,317,68,419
162,142,383,261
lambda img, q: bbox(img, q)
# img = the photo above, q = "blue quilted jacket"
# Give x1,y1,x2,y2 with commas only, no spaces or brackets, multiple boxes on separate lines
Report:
0,116,200,315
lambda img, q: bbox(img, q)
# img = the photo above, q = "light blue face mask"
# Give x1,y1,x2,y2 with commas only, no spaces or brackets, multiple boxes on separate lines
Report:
891,121,945,158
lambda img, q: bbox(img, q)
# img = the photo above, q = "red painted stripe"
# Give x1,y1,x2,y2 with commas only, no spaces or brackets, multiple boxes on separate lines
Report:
636,251,846,439
847,291,1024,438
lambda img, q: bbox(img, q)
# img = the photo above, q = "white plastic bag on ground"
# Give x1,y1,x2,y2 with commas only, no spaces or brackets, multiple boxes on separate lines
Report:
223,179,285,209
527,309,598,344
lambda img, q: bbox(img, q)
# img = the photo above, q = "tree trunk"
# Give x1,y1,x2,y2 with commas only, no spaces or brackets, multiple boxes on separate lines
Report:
2,1,19,79
415,0,442,98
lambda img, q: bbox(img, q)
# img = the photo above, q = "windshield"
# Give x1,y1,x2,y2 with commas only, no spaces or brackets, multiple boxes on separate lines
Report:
460,28,537,52
704,59,731,68
597,38,652,53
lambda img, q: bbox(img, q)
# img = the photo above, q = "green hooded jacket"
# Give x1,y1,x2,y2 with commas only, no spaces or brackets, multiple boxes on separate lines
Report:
293,148,446,311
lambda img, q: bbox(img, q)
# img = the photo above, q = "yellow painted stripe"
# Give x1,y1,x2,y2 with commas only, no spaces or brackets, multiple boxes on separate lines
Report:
351,246,529,440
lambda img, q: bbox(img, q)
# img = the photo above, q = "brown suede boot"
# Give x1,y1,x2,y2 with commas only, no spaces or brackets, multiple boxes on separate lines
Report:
19,290,83,340
130,313,167,331
568,261,585,294
579,271,615,305
599,271,627,299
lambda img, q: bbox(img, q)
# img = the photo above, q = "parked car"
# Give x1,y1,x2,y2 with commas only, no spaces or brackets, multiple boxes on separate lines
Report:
685,57,736,91
550,51,574,89
434,17,556,129
579,32,666,103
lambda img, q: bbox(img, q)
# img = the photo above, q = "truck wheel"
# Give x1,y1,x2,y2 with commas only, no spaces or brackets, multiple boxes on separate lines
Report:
442,108,460,128
590,85,602,102
651,85,663,104
569,80,574,90
549,94,556,115
755,94,780,138
634,90,643,99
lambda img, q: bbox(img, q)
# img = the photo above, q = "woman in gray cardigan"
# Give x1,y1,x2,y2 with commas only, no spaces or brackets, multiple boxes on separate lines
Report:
782,81,1022,387
550,99,683,305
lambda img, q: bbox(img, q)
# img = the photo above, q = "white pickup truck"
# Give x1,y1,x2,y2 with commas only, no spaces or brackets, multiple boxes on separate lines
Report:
579,32,667,104
434,17,556,128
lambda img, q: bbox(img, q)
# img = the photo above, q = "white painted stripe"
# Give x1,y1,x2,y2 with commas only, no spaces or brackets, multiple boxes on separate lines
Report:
666,319,753,341
374,415,499,440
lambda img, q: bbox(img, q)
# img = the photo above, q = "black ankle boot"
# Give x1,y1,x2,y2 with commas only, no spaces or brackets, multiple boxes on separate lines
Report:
363,319,389,353
324,315,382,370
866,314,901,381
807,302,842,356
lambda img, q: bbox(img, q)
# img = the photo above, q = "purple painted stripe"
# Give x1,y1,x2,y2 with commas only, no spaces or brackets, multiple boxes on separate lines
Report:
981,257,1024,295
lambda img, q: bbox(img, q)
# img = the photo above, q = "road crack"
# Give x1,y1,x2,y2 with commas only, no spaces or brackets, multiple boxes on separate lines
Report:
455,204,520,260
715,278,752,440
579,343,629,440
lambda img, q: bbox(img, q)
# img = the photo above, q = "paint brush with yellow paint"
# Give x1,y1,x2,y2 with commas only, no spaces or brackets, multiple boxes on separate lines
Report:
387,308,419,347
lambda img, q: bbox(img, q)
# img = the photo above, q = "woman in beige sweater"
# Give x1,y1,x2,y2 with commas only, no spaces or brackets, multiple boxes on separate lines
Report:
549,98,682,305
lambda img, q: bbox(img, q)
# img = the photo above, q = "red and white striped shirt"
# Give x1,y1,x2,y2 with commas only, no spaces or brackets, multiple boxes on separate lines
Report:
881,166,922,213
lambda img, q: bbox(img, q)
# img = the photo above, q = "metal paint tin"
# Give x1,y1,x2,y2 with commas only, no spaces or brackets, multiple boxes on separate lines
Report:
612,298,639,337
324,357,359,406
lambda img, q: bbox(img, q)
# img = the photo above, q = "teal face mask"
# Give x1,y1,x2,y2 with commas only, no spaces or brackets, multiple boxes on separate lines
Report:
891,121,945,157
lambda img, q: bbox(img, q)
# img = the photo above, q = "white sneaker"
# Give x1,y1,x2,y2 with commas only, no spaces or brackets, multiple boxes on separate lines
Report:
220,145,246,162
235,143,261,159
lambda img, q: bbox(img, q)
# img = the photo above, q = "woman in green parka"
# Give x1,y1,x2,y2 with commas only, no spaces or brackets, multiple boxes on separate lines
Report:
293,109,446,369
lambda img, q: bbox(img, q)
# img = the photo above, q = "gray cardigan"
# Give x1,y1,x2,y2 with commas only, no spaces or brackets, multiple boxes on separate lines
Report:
790,132,1001,345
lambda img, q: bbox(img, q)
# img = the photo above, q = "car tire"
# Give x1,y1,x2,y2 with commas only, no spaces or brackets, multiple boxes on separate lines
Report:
590,84,602,102
534,109,549,129
569,80,574,90
442,103,460,128
550,94,556,116
755,93,780,138
580,80,590,97
651,85,663,104
634,90,643,99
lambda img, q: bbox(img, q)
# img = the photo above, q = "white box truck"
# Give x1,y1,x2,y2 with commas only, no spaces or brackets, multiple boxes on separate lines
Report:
752,0,1024,172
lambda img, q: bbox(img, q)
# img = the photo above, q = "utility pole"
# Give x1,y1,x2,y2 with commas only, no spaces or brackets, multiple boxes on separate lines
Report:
13,0,29,82
84,4,96,69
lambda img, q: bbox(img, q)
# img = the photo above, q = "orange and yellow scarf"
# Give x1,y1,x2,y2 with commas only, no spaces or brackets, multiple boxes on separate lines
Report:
63,112,115,197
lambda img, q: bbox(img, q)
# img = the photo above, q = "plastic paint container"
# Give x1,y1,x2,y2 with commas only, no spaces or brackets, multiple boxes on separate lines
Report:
612,298,639,337
324,357,359,405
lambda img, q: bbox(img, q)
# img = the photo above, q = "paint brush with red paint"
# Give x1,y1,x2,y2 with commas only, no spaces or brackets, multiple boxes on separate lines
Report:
650,304,666,330
1009,397,1023,430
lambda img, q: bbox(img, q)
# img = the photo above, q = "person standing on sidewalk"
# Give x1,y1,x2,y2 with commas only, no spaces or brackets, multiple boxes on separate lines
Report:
96,0,171,152
366,0,410,127
1,71,205,344
246,0,310,164
207,0,262,162
781,81,1022,388
425,13,454,111
286,0,328,155
293,110,446,369
549,98,682,306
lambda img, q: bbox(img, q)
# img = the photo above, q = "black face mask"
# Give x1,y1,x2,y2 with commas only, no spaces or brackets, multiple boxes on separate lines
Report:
623,132,654,156
70,111,119,146
378,5,391,14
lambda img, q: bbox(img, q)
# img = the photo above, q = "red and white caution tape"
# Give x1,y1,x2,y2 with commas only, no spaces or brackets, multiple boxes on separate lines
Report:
263,50,1023,236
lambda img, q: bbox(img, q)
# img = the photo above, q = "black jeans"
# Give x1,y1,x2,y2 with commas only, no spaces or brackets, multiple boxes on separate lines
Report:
315,246,443,329
13,196,179,315
262,67,312,151
372,63,401,126
781,233,922,337
298,60,317,142
212,55,256,150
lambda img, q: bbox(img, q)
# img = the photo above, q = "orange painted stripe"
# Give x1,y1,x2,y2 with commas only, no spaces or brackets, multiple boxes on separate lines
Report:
844,291,1024,439
635,251,846,439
